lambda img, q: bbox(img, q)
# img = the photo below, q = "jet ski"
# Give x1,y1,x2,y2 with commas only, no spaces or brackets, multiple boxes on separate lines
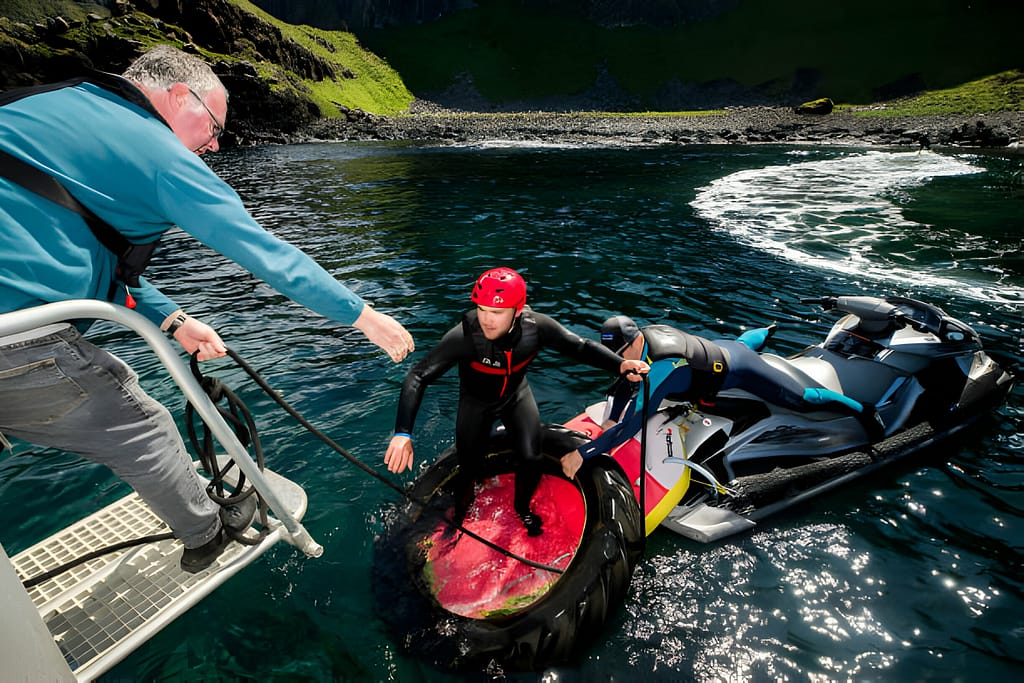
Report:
564,295,1017,541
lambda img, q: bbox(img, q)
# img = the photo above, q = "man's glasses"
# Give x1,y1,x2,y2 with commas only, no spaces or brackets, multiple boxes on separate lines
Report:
188,87,224,143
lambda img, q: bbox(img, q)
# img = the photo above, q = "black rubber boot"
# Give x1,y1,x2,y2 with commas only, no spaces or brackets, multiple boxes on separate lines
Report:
451,486,472,528
514,462,544,536
517,510,544,537
180,493,258,573
438,468,474,538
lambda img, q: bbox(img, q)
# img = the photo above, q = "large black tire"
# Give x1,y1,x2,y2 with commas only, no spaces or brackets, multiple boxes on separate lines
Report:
372,425,644,672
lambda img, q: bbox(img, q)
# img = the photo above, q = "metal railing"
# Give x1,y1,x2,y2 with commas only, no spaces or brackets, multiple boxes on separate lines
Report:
0,300,323,558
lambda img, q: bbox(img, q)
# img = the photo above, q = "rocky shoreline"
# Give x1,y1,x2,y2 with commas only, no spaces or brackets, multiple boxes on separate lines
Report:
299,106,1024,149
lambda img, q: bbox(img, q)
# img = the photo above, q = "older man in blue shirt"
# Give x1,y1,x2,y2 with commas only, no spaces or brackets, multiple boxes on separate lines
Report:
0,45,414,572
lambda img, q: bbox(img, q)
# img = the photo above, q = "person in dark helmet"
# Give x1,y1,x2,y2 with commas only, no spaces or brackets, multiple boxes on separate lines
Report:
562,314,867,479
384,268,648,536
596,315,645,428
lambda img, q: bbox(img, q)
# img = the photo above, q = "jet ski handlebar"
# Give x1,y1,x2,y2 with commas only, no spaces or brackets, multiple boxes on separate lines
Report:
801,295,908,336
802,295,982,343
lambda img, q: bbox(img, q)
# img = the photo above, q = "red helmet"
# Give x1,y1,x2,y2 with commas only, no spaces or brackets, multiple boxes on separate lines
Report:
471,267,527,313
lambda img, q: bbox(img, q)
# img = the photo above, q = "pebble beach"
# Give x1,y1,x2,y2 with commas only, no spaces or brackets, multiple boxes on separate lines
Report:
302,106,1023,149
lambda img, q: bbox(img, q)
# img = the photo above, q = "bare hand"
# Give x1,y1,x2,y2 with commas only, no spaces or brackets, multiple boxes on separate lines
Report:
384,434,414,473
173,316,227,361
561,450,584,479
620,359,649,381
353,305,415,362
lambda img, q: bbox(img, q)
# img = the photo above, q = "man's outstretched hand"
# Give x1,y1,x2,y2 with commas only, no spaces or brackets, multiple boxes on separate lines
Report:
354,305,415,362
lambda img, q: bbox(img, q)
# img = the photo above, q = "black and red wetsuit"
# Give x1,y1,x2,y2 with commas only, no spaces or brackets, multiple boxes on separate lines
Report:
394,307,624,513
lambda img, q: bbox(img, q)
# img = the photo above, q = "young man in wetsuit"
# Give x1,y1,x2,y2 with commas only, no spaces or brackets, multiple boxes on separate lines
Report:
384,268,648,536
561,315,848,479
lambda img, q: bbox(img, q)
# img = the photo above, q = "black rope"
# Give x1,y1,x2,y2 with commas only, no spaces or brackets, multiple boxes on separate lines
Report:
17,346,570,590
21,533,175,590
639,373,650,550
19,352,280,588
19,350,273,589
185,352,268,546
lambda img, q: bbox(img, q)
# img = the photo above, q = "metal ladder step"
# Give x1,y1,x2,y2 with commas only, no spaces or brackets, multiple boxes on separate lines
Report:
10,460,307,680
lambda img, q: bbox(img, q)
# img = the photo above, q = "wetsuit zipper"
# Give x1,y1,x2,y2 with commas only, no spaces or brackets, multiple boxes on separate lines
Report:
500,349,513,397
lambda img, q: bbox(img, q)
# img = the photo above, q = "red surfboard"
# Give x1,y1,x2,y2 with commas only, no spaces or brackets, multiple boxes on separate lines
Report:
421,473,586,618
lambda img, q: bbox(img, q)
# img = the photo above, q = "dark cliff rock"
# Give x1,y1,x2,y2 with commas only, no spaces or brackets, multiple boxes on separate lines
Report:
0,0,337,144
250,0,476,30
249,0,740,30
133,0,337,82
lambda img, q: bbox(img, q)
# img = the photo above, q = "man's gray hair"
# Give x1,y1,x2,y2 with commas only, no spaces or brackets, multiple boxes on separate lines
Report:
122,44,225,97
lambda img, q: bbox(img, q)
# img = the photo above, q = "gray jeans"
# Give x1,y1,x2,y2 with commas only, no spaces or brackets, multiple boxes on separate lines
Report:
0,325,220,548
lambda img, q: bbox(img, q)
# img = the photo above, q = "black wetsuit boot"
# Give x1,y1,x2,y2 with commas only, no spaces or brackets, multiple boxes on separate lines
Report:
514,461,543,536
446,456,477,529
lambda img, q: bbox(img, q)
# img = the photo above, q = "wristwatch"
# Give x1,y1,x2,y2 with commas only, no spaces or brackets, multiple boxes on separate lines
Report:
165,312,189,335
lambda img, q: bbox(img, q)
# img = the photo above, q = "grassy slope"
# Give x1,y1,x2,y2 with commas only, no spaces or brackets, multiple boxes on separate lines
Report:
609,70,1024,118
846,70,1023,117
0,0,107,23
228,0,413,115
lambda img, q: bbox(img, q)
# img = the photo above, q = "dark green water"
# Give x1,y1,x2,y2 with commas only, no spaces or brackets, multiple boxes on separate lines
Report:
2,142,1021,681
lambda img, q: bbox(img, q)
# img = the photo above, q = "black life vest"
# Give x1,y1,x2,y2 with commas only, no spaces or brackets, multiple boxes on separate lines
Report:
461,309,540,400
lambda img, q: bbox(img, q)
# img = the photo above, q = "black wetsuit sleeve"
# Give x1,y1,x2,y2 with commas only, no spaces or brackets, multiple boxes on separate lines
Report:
534,312,624,375
393,324,466,435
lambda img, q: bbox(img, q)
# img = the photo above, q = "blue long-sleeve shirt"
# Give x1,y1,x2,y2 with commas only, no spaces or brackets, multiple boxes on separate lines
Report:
0,79,364,327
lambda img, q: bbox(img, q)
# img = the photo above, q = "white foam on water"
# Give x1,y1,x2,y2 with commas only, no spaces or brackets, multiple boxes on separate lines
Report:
691,150,1022,303
450,138,658,150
